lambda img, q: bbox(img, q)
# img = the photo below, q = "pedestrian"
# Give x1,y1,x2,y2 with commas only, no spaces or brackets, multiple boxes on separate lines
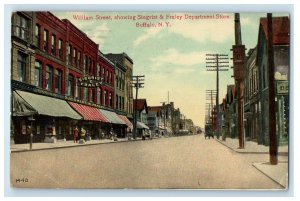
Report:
73,126,79,143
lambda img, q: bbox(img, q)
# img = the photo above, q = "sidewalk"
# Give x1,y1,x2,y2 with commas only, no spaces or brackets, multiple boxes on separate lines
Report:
215,137,289,188
10,137,148,153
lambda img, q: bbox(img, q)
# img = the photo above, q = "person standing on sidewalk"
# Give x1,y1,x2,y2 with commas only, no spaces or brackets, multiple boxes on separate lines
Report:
73,126,79,143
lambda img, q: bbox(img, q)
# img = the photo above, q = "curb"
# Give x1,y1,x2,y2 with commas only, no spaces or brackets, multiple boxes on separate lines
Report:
214,139,288,156
10,137,147,153
252,163,287,189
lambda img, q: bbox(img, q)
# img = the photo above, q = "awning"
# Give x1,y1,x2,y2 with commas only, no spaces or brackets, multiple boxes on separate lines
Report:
137,121,149,130
118,115,133,129
99,109,125,125
68,102,108,122
16,90,82,119
12,91,37,116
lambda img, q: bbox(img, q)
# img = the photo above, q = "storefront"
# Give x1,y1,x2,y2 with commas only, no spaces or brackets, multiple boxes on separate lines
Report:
99,109,127,138
12,90,82,144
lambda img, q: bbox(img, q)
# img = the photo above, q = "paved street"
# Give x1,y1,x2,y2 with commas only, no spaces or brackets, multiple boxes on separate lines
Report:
10,134,286,189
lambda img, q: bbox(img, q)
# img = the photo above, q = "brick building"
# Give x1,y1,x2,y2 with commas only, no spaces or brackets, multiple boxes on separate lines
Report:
11,12,130,143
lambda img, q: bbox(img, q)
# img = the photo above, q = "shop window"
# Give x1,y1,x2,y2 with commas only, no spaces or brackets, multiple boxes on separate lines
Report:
46,65,53,91
43,29,49,52
17,52,27,82
51,34,56,56
34,61,42,87
55,69,62,94
13,13,29,41
35,24,40,47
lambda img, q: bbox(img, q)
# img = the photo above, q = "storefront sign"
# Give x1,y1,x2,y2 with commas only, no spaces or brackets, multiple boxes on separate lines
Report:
78,76,103,87
276,81,289,95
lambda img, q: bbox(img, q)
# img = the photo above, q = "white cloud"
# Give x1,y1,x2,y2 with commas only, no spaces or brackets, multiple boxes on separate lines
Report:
133,28,162,47
150,48,207,68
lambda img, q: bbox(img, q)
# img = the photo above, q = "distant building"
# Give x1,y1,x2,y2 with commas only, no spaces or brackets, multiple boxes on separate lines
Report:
133,99,149,137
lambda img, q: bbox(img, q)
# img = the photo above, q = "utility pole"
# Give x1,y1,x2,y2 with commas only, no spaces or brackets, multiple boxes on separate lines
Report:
267,13,278,165
131,75,145,139
205,90,217,136
206,54,229,139
231,13,246,149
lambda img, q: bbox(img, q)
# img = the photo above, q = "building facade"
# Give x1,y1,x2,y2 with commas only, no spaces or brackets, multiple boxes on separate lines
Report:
11,12,132,144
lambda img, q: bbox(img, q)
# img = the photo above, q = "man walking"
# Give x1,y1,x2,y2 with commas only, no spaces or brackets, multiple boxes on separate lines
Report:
73,126,79,143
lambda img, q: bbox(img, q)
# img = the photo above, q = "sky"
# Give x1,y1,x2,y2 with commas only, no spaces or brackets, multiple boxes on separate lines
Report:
53,12,288,127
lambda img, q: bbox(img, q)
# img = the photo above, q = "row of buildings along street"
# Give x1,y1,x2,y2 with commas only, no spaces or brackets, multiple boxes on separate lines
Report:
205,14,289,164
11,12,198,145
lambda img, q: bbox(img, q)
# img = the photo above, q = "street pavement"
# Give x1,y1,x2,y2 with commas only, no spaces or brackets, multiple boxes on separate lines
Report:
10,134,287,189
215,137,289,188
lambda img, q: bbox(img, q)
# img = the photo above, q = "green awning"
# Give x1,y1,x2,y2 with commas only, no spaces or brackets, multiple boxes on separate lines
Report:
16,90,82,120
137,121,149,130
12,91,37,116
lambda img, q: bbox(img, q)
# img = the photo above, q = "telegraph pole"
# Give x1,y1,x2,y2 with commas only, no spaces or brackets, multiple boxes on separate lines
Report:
231,13,246,149
206,90,217,136
131,75,145,139
267,13,278,165
206,54,229,139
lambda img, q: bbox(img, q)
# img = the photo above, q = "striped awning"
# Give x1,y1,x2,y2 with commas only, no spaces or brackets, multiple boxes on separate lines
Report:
118,115,133,129
99,109,125,125
68,102,108,122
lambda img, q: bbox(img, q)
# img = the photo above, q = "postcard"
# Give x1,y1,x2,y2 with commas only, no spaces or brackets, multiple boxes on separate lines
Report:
9,10,289,190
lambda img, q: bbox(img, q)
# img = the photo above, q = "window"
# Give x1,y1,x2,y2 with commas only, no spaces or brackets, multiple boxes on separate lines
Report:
109,72,112,84
35,24,40,47
46,65,53,91
34,61,42,87
14,14,28,40
122,97,124,110
73,48,76,66
55,69,62,94
109,92,112,107
68,74,74,96
97,64,100,76
89,89,94,103
97,88,101,104
83,88,88,101
78,51,81,68
17,52,26,82
67,45,72,65
76,78,80,98
116,95,118,109
104,90,107,106
106,70,109,83
43,30,49,51
83,55,87,73
58,39,63,59
51,34,56,55
119,96,121,110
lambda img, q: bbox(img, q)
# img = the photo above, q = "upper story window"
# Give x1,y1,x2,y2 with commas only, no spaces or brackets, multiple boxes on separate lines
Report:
45,65,53,91
67,74,74,97
78,51,81,68
67,45,72,65
73,48,76,66
34,61,42,87
58,39,63,59
17,52,27,82
43,29,49,52
51,34,56,56
35,24,40,47
76,78,80,99
55,69,62,94
13,14,29,41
